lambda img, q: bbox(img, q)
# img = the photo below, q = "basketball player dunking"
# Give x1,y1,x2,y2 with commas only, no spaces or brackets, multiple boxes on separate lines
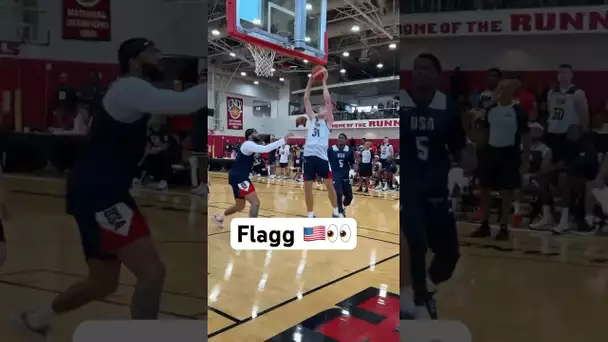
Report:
302,76,342,218
531,64,589,233
211,129,293,228
328,133,355,217
16,38,208,336
401,53,466,320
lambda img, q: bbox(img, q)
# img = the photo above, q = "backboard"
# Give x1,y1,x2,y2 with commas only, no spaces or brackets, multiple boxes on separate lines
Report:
226,0,328,66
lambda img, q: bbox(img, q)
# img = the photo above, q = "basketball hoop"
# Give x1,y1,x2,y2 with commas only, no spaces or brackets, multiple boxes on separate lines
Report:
246,43,276,77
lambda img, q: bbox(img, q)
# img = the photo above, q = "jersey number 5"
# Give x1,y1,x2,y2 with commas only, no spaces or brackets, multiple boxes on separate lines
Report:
312,128,320,137
338,159,344,168
416,136,429,161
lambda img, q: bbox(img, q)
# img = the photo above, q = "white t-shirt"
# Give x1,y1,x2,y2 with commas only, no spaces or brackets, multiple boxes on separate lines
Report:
279,144,290,163
361,150,372,163
103,77,207,123
240,139,286,156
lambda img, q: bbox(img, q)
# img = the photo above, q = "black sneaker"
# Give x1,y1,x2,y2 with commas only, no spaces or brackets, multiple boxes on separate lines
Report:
425,298,438,320
356,187,363,192
495,228,509,241
363,188,369,193
469,224,491,238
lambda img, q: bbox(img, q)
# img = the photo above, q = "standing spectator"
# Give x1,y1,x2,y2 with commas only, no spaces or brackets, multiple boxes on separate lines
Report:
80,71,106,117
53,72,78,129
514,77,537,121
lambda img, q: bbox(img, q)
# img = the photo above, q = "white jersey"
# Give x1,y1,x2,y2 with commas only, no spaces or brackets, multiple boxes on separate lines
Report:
361,150,372,163
279,144,290,163
547,86,581,134
380,143,392,159
304,117,330,160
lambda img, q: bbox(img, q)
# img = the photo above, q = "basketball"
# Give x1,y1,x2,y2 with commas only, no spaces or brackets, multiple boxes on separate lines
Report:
296,116,307,128
311,65,328,82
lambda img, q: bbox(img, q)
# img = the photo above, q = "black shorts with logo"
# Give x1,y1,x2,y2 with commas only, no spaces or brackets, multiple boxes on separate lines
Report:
479,146,521,190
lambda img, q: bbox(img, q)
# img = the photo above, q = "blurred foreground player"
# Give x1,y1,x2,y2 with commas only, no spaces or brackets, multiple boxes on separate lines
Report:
400,53,466,319
17,38,208,335
0,165,7,269
328,133,355,216
211,129,293,228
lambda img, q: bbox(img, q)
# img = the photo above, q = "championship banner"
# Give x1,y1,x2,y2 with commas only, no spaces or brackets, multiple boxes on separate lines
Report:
62,0,112,41
401,6,608,38
227,96,244,130
294,118,399,130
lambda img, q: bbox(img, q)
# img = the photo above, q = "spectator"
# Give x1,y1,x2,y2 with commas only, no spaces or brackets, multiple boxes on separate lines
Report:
72,103,91,135
80,71,106,117
53,72,78,129
136,122,173,191
514,77,537,120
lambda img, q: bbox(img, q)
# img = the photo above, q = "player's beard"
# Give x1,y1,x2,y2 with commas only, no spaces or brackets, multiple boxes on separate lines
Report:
142,62,166,82
252,137,261,143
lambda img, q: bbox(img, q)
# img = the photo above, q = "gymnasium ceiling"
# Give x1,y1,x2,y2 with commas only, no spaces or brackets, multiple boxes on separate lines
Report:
207,0,400,88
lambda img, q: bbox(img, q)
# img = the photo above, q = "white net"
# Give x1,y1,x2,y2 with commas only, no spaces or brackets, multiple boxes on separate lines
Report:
246,43,276,77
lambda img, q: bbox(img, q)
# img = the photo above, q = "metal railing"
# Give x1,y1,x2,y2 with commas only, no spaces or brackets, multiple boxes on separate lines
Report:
403,0,608,13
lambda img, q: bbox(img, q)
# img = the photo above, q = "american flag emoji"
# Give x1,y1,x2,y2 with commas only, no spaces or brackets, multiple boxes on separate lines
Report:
304,226,326,241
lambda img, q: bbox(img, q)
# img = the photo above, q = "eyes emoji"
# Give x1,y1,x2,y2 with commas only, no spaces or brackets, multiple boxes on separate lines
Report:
339,225,351,242
327,225,351,242
327,225,338,242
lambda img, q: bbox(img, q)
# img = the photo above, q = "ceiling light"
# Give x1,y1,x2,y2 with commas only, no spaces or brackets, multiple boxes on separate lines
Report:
351,25,360,32
229,52,236,57
211,29,220,36
303,59,308,64
307,74,311,78
306,3,312,10
342,51,349,57
340,68,346,73
241,72,246,76
253,19,261,25
305,36,311,42
389,43,397,49
279,77,285,81
376,63,383,68
270,68,276,72
254,81,259,85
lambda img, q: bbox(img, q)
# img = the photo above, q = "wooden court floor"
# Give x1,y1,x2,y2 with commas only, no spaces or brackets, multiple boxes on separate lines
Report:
207,173,400,341
0,175,207,342
2,173,606,341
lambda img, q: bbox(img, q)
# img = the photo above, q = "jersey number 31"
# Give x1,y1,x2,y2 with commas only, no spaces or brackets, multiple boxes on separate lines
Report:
416,136,429,161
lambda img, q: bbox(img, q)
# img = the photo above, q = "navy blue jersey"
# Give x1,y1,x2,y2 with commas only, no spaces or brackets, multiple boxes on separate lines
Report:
328,144,354,177
67,106,150,211
228,147,256,183
401,90,466,198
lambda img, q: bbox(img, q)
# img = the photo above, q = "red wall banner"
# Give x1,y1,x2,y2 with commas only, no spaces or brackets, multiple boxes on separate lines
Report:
62,0,112,41
226,96,244,130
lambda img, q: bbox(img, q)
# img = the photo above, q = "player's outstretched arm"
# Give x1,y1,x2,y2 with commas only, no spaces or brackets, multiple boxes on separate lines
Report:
322,79,334,125
114,78,207,115
303,77,315,120
241,134,292,155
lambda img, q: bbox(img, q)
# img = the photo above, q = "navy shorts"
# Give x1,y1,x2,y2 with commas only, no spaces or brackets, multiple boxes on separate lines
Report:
279,162,289,168
229,178,256,199
303,156,332,180
70,195,150,260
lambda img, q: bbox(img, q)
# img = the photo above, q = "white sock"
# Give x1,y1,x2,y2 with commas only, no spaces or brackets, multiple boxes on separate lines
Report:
513,201,521,214
307,212,315,218
27,306,55,328
543,205,551,219
332,208,339,216
400,286,415,312
559,207,569,226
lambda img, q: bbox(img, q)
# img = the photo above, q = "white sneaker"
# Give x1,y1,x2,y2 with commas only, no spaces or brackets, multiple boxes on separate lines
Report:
593,188,608,215
551,222,569,235
211,215,224,229
529,216,552,230
375,184,383,190
383,183,389,191
191,183,208,197
156,180,168,191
